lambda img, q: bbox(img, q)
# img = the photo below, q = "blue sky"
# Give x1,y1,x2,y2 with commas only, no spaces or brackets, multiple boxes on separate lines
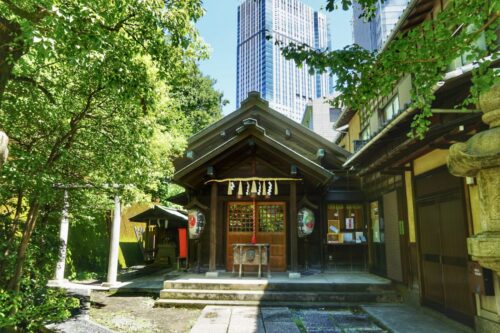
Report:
196,0,354,114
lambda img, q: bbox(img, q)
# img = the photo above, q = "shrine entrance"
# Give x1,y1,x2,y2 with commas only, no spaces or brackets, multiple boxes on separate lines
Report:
170,93,351,275
226,201,287,272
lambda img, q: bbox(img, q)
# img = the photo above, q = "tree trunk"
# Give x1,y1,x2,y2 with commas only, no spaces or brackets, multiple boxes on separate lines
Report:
0,191,23,277
7,201,40,292
0,16,24,107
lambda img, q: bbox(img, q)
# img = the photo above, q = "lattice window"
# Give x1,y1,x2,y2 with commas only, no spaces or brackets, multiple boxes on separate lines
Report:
228,203,254,232
258,204,285,232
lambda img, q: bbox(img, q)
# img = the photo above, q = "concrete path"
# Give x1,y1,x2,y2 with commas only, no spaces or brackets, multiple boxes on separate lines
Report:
47,267,173,294
362,304,474,333
171,271,391,285
190,305,474,333
50,270,391,297
190,306,300,333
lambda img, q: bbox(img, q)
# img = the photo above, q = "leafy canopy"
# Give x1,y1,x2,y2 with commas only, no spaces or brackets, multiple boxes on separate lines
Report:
0,0,224,329
281,0,499,138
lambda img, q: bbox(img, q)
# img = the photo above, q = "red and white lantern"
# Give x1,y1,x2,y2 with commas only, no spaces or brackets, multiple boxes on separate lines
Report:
297,208,315,238
188,209,205,240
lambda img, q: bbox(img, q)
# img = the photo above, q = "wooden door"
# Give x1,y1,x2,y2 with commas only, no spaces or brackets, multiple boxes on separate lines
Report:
226,202,286,271
369,200,387,275
418,199,445,304
383,190,403,281
416,169,474,325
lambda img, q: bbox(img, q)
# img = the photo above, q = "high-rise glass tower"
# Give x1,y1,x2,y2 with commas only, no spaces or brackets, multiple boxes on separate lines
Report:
237,0,333,122
353,0,409,52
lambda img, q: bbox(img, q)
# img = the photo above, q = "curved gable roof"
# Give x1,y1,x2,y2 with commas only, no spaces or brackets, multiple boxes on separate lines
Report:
173,92,350,188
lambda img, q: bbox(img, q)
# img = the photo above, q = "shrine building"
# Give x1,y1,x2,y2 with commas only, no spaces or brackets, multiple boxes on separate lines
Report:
168,91,367,276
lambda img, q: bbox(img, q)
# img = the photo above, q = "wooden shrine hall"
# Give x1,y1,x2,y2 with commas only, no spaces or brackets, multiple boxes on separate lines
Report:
169,92,366,277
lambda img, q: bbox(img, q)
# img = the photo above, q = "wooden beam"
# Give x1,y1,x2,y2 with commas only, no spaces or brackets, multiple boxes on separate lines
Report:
185,197,208,211
209,182,217,271
289,181,298,272
380,166,412,175
298,195,319,210
431,108,481,114
429,142,452,149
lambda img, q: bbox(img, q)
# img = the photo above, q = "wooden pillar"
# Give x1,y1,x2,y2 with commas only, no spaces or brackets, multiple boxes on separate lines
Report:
145,220,150,258
319,199,326,271
209,182,217,272
196,240,202,273
304,238,309,271
290,181,298,273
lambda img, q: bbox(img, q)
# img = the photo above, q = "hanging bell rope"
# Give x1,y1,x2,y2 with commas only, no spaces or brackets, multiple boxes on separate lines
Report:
251,198,257,244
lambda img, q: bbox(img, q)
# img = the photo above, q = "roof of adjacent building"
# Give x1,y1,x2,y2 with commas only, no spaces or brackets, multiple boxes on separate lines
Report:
129,205,187,225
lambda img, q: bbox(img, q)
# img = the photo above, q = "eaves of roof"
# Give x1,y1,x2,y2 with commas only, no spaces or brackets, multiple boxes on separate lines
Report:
343,60,484,168
174,122,334,187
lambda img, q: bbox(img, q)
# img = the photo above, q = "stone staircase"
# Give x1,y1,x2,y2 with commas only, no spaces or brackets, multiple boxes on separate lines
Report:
155,277,401,308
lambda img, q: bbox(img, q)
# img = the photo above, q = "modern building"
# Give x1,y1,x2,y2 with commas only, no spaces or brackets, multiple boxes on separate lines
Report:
352,2,376,52
352,0,409,52
301,96,342,142
236,0,333,122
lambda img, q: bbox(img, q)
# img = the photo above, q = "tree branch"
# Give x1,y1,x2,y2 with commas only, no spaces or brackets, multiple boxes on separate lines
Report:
394,58,438,65
123,27,148,52
1,0,48,23
12,75,56,104
465,12,500,42
46,86,103,166
99,13,136,32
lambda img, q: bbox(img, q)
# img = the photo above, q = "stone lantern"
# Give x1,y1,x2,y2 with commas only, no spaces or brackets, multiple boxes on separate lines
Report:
448,84,500,273
448,84,500,331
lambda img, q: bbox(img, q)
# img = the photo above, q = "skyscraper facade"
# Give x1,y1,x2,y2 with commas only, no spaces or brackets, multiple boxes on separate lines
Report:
352,0,409,52
237,0,333,122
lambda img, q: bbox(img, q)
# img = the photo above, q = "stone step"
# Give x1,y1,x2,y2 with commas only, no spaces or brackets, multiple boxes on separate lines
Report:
163,280,394,292
159,288,400,303
155,298,400,309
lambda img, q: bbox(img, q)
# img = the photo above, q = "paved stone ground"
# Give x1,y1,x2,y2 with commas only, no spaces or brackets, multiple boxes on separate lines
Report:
362,304,474,333
189,305,474,333
292,308,388,333
189,306,388,333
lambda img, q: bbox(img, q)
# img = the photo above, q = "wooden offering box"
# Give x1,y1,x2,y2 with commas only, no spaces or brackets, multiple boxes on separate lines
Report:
232,243,270,278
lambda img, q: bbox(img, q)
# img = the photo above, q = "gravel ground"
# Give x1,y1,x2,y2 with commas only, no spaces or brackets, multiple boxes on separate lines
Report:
90,291,200,333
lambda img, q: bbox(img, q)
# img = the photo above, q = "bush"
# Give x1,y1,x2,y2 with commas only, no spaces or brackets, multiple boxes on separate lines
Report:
0,216,79,331
67,212,109,279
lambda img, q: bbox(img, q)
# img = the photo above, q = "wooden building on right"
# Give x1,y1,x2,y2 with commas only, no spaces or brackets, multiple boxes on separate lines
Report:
334,0,499,331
